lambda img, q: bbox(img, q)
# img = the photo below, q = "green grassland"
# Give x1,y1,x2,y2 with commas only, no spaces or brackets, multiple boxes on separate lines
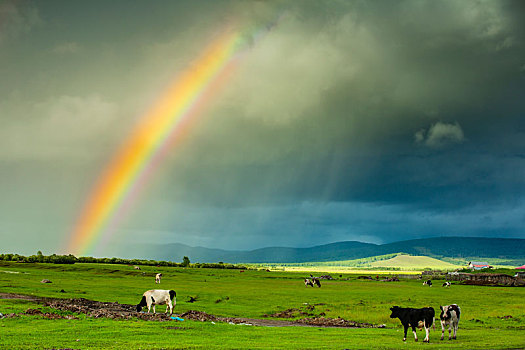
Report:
1,261,524,349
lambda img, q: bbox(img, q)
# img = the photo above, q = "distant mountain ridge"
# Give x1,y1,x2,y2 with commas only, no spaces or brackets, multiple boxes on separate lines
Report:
120,237,525,264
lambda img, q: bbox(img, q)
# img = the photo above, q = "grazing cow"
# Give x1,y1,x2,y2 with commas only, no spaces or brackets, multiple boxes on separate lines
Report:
136,289,176,315
442,281,451,288
423,280,432,287
134,266,141,270
304,278,314,287
440,304,461,340
308,275,322,287
155,273,162,284
390,306,435,342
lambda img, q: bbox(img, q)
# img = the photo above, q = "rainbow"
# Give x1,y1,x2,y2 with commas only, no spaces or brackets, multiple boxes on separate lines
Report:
66,28,248,256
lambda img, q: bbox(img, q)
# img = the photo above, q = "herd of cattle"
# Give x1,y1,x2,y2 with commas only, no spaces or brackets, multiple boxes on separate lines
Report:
136,273,461,343
390,304,461,342
422,279,452,288
388,278,461,342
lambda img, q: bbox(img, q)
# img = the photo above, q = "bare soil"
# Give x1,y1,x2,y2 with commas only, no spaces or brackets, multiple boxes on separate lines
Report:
0,293,384,328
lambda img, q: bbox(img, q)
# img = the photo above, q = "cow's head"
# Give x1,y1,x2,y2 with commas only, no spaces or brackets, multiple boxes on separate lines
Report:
440,305,451,321
390,306,401,318
136,295,147,312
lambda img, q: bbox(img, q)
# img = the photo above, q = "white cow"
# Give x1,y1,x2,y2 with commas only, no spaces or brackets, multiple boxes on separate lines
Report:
136,289,176,315
440,304,461,340
155,273,162,284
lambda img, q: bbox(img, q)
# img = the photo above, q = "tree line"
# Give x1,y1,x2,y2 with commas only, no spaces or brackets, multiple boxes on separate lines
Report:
0,251,247,270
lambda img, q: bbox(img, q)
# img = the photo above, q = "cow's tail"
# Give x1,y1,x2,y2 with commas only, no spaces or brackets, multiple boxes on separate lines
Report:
169,290,176,300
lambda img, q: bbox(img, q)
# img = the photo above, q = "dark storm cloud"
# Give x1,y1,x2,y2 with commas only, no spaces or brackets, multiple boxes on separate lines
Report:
1,0,524,254
165,1,525,212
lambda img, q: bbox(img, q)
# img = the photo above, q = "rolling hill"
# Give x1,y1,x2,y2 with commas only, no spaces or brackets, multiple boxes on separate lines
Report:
369,254,460,269
119,237,525,264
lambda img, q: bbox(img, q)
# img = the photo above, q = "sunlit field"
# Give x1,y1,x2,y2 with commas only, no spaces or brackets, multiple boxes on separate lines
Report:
258,254,465,274
1,261,524,349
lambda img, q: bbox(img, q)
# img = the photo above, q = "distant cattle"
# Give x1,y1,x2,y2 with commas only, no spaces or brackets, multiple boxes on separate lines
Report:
136,289,176,315
155,273,162,284
440,304,461,340
304,278,321,287
309,275,322,287
304,278,314,287
134,266,141,270
442,281,451,288
423,280,432,287
390,306,435,342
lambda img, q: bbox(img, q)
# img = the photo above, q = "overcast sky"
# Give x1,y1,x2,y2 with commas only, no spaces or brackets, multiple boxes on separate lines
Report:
1,0,524,257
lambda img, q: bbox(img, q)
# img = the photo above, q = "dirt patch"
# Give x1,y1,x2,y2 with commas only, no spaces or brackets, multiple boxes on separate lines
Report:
381,277,399,282
1,293,383,328
45,297,173,321
296,317,383,328
24,308,78,320
177,310,383,328
0,293,45,302
179,310,219,322
263,308,313,318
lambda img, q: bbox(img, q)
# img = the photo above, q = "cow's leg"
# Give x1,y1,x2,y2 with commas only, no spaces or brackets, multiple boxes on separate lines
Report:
448,324,452,340
424,326,430,342
403,324,409,341
440,322,445,340
452,323,457,340
165,298,171,314
152,305,156,313
411,325,418,342
167,299,173,315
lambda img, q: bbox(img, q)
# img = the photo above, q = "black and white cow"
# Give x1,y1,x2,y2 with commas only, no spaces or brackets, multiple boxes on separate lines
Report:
442,281,451,288
423,280,432,287
136,289,176,315
304,277,321,287
308,275,322,287
440,304,461,340
390,306,435,342
304,278,314,287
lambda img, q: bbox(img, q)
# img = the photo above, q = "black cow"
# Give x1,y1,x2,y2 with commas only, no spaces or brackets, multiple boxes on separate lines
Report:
442,281,451,288
390,306,435,342
423,280,432,287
